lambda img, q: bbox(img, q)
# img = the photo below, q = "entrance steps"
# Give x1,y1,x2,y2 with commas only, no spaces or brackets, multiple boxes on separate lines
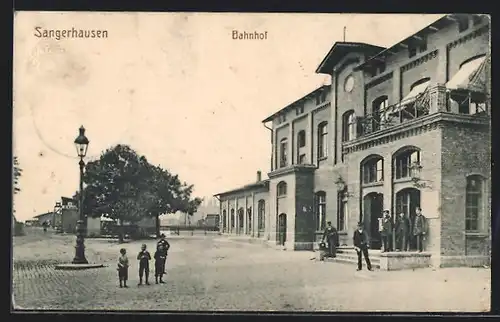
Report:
322,247,382,269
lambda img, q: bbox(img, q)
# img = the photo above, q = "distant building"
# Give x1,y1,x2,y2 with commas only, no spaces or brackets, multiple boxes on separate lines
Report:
33,211,54,226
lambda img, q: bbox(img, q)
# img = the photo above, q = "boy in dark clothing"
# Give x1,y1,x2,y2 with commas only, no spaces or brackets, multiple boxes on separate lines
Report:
117,248,129,288
353,222,373,271
154,245,167,284
137,244,151,286
157,234,170,274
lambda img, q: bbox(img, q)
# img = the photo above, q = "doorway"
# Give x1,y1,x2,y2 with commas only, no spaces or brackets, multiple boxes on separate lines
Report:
395,188,421,251
278,213,287,246
362,192,384,249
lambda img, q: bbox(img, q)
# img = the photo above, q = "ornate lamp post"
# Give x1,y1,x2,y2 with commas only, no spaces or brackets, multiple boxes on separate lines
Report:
72,126,89,264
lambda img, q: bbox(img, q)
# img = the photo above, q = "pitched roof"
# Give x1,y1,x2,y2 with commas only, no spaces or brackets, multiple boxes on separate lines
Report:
214,179,270,197
61,196,75,205
315,42,385,74
355,14,460,70
262,85,330,123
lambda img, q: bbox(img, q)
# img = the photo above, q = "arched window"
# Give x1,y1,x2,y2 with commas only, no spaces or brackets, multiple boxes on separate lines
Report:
318,122,328,159
297,130,307,164
372,96,388,132
258,200,265,231
238,208,244,232
222,209,227,231
297,130,306,148
230,209,235,229
394,147,420,179
277,181,287,197
247,207,252,233
315,191,326,231
342,111,356,142
466,175,484,231
337,192,348,232
279,138,288,168
361,155,384,184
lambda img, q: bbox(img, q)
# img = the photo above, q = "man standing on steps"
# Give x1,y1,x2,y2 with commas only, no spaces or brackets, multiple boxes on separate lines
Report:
353,222,372,271
322,221,339,258
413,207,427,252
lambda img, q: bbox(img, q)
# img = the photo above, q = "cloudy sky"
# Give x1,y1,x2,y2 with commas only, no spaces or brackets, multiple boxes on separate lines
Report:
13,12,444,221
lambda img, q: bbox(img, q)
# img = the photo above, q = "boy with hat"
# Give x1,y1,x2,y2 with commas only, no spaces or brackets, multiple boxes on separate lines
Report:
157,233,170,274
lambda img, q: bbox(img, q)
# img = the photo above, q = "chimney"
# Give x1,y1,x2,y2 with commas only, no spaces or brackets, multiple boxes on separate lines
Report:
257,171,262,182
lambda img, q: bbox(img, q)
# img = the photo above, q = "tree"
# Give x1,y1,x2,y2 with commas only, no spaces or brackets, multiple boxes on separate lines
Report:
80,144,203,242
142,163,203,237
82,145,150,242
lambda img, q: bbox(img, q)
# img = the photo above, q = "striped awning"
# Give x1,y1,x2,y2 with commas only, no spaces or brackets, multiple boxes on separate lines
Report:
446,55,487,92
388,79,430,115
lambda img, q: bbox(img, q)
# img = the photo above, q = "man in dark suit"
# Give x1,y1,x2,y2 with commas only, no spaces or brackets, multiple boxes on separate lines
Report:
322,221,339,258
380,210,393,252
413,207,427,252
395,212,410,251
353,222,372,271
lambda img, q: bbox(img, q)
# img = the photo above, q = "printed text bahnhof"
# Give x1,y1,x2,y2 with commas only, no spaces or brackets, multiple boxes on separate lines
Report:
34,27,109,40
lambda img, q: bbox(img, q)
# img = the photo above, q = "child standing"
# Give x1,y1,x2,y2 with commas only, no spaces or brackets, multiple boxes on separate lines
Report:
117,248,129,288
154,245,167,284
136,244,151,286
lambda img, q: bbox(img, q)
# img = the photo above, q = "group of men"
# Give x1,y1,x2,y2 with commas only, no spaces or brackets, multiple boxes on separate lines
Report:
321,207,428,271
379,206,428,253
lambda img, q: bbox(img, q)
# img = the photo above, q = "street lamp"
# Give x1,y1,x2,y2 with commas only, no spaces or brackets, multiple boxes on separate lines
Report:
72,125,89,264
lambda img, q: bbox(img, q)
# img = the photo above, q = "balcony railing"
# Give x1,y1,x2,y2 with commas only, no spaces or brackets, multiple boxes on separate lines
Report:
357,86,432,137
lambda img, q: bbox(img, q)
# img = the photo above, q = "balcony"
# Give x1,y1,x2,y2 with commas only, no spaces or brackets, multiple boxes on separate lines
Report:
342,83,490,154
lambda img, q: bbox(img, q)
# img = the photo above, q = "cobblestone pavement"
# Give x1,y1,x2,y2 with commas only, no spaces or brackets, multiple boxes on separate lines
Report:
12,229,490,312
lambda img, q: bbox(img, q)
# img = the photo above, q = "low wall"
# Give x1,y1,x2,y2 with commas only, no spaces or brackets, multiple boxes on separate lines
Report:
440,255,490,268
379,252,432,271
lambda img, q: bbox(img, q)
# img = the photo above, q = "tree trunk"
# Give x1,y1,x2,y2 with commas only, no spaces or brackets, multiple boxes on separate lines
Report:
118,218,124,243
155,214,160,238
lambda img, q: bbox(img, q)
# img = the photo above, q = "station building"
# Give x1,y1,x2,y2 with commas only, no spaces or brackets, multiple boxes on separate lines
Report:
214,14,491,268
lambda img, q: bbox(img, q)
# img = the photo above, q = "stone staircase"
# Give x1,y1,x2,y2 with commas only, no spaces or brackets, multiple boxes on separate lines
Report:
322,246,382,269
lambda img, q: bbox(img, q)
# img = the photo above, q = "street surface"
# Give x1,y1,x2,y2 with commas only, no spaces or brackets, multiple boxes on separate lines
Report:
12,227,490,311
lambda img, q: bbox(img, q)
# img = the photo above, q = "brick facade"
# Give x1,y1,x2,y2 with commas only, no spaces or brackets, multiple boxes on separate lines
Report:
215,14,490,267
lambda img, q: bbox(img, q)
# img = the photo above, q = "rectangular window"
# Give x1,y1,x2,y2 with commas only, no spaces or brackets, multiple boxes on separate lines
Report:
466,177,483,231
419,39,428,53
321,91,327,103
458,16,470,32
280,140,288,168
338,196,348,232
316,95,321,105
316,194,326,231
295,105,304,115
318,123,328,159
409,46,417,58
473,15,482,26
299,154,306,164
379,62,386,74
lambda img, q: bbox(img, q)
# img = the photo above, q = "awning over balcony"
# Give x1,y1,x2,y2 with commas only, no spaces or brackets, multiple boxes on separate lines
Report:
388,79,430,115
446,55,486,92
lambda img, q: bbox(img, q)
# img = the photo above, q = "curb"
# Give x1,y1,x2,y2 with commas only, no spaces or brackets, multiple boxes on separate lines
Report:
54,263,106,270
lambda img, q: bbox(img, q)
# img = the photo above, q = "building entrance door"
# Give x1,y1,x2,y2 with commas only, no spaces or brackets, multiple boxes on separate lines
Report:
278,213,287,246
395,188,421,251
363,192,384,249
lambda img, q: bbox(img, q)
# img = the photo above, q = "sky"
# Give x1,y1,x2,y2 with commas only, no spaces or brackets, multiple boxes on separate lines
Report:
13,12,444,221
